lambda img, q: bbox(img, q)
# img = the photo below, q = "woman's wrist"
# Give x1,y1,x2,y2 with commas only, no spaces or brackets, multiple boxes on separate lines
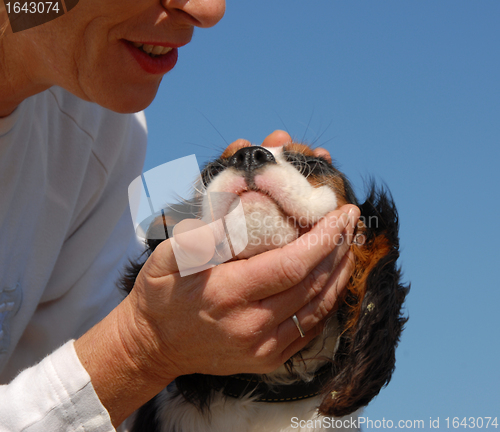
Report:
74,295,177,427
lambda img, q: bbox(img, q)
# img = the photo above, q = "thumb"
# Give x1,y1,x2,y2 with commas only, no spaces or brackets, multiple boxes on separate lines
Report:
145,219,217,278
143,238,179,278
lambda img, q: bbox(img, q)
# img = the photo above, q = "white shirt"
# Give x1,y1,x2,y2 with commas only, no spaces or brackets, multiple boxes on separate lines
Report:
0,86,147,431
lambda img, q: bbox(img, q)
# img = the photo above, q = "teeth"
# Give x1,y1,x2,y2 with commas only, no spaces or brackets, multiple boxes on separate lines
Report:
151,45,166,55
131,42,173,56
157,46,173,55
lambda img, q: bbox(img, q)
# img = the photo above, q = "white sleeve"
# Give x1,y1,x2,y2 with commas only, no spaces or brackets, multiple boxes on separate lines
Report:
0,341,116,432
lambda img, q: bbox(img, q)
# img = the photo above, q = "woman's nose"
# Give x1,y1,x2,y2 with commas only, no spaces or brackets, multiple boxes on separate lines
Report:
163,0,226,28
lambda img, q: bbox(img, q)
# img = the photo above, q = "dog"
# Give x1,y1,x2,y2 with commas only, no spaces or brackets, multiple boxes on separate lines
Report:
122,142,409,432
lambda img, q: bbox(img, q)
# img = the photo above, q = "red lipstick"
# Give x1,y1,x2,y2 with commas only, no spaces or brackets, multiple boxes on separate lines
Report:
124,41,179,75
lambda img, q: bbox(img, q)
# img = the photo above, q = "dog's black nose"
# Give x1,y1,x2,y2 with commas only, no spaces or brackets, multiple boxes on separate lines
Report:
228,146,276,172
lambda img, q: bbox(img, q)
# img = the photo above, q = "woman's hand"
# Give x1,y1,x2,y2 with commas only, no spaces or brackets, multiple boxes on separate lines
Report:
127,203,359,379
75,131,360,426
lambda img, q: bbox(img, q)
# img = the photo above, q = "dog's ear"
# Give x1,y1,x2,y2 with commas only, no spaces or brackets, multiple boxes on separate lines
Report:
319,185,409,417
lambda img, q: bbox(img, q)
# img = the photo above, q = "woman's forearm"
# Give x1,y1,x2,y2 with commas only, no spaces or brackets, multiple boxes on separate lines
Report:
74,295,177,427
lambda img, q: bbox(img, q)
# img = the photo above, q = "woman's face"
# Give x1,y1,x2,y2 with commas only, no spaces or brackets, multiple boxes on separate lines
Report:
22,0,225,112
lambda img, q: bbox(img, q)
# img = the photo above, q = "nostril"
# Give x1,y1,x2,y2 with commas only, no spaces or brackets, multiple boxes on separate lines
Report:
254,149,269,164
228,146,276,172
235,152,246,166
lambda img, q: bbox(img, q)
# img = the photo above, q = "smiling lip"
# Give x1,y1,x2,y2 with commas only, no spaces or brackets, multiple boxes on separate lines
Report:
124,40,179,75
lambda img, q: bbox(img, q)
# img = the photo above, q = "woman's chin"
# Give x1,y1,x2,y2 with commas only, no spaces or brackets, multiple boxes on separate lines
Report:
101,85,160,114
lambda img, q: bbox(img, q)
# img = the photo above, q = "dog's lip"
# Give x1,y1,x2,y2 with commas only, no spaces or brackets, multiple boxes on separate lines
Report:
236,186,268,197
236,186,285,209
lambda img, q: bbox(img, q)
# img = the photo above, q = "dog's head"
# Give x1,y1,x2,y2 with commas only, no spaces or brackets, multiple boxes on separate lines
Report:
126,142,409,417
199,143,355,258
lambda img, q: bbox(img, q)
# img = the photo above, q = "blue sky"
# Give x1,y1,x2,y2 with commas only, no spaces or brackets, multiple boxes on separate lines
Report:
143,1,500,429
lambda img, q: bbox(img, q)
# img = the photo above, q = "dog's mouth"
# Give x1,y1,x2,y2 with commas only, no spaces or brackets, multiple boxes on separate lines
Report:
235,186,315,234
200,153,339,259
201,181,316,260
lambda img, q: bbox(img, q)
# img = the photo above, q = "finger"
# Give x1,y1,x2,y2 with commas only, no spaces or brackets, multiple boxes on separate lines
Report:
143,237,180,277
220,139,252,158
250,321,323,373
275,249,355,354
260,229,353,327
312,147,332,164
227,205,359,302
292,249,355,331
261,130,292,147
279,324,324,364
172,219,216,269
